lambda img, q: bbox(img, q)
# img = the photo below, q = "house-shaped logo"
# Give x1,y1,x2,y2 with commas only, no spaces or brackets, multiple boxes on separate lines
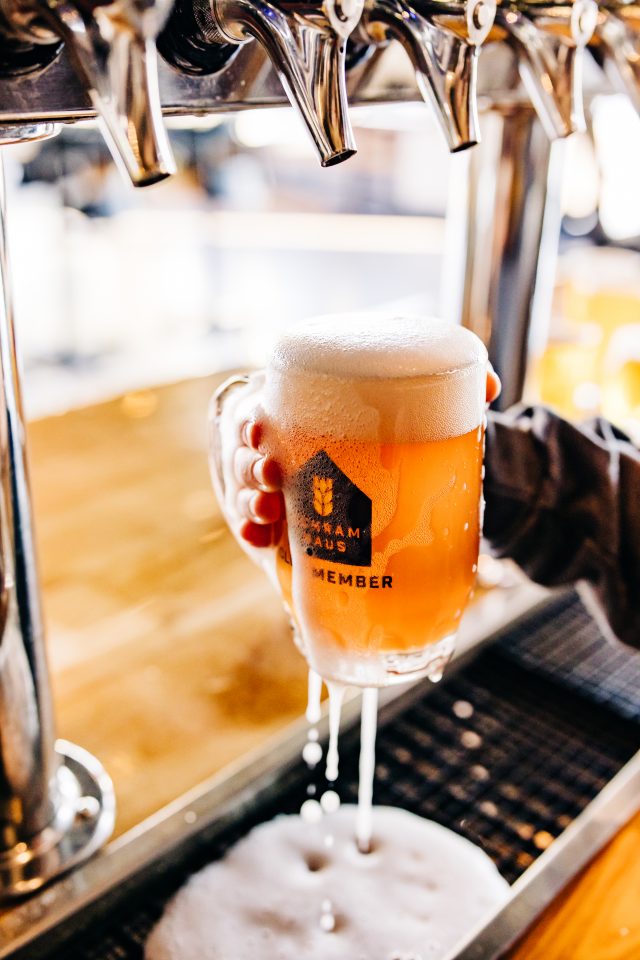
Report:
293,450,372,567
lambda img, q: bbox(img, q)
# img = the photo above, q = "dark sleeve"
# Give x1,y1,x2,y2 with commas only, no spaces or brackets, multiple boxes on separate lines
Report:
483,406,640,648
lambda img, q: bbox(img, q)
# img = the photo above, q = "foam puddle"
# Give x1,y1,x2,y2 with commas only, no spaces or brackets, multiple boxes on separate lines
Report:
145,806,509,960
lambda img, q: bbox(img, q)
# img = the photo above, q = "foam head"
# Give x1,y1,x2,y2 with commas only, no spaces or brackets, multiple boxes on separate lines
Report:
263,314,488,442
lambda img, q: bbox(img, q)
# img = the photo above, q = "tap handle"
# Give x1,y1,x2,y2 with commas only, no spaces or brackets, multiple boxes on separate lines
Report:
362,0,495,151
496,0,597,139
36,0,176,186
212,0,362,166
596,9,640,114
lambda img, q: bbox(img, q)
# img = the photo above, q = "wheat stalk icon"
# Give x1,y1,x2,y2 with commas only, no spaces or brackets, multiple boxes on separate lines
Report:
313,476,333,516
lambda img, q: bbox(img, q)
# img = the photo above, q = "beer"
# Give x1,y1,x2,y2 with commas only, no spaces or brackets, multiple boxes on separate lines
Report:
259,314,487,686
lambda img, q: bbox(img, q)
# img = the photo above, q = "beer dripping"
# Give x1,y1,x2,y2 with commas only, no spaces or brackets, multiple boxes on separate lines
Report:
0,0,635,914
355,0,497,151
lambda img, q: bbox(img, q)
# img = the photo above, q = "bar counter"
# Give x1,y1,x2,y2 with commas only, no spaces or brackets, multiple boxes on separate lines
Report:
26,375,640,959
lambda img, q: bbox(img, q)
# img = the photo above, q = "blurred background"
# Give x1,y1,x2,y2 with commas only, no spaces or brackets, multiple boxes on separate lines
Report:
6,95,640,438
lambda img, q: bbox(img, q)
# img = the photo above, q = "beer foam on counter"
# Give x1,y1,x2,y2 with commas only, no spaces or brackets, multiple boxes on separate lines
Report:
145,806,509,960
263,315,487,442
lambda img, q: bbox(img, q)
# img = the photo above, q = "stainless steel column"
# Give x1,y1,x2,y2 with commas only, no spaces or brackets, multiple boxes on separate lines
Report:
0,146,114,898
445,105,566,409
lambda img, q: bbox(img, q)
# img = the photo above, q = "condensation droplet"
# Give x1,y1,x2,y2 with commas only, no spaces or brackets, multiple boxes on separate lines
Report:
308,727,319,742
300,799,323,824
307,783,317,795
463,522,469,531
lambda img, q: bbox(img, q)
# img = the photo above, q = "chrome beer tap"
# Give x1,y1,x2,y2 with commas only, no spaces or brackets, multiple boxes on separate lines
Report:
356,0,496,151
492,0,598,139
158,0,363,165
0,0,177,185
593,2,640,112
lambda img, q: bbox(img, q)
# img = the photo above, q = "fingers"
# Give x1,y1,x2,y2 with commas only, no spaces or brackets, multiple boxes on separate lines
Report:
486,364,502,404
228,412,285,548
240,518,283,549
239,418,263,451
234,447,282,492
237,489,285,524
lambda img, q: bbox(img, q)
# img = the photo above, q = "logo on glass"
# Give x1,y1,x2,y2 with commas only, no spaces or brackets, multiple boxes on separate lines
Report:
295,451,372,567
313,477,333,516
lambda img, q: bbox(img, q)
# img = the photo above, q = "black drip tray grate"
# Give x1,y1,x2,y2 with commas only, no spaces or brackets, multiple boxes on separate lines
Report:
497,590,640,721
48,591,640,960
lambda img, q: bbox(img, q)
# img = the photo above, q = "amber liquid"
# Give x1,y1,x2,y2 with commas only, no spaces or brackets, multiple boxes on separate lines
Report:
270,425,483,685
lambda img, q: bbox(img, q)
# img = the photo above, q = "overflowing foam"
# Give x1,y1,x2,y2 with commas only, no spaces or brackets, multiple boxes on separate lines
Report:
145,806,509,960
263,315,487,443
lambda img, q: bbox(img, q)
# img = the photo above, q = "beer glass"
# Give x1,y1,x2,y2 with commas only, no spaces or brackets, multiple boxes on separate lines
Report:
210,314,487,687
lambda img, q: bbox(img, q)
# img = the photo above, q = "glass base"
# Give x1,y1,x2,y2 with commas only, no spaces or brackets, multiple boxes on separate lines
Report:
307,633,457,688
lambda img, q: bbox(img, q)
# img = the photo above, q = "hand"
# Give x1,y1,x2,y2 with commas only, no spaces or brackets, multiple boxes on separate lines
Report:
225,364,502,548
486,364,501,404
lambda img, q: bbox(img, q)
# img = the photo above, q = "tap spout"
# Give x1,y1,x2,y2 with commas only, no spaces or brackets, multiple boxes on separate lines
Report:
7,0,177,186
361,0,495,151
596,8,640,113
212,0,362,165
496,0,597,139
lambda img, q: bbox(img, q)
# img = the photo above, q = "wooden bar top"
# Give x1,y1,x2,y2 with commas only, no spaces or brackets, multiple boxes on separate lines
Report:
26,376,640,959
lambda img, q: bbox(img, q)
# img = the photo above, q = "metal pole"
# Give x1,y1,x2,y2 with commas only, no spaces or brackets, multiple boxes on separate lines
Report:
0,144,114,897
444,105,566,410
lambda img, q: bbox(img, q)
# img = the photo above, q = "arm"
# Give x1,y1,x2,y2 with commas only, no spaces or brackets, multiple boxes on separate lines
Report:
484,407,640,648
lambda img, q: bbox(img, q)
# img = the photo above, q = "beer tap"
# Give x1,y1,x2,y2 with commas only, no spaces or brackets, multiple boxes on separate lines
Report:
593,3,640,112
0,0,177,186
493,0,598,139
356,0,496,151
158,0,363,166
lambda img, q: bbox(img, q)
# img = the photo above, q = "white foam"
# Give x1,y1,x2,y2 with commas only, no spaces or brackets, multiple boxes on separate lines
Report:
306,669,323,724
145,806,509,960
262,315,487,443
325,681,347,782
356,688,379,853
271,315,486,380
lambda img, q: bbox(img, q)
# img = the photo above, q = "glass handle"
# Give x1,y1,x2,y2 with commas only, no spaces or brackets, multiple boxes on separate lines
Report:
208,373,252,511
208,370,281,585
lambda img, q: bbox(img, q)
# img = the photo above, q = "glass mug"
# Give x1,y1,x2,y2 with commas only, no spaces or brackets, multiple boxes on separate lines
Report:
210,314,487,687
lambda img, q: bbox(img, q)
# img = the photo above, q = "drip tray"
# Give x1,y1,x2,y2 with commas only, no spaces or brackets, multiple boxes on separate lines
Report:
9,591,640,959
